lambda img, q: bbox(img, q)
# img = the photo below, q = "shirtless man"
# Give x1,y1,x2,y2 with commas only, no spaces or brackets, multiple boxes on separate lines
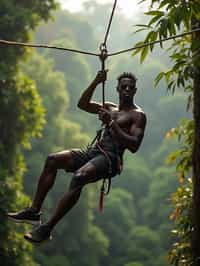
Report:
7,70,146,243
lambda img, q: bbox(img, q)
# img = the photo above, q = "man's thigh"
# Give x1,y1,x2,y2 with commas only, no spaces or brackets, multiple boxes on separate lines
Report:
75,154,110,185
49,149,87,172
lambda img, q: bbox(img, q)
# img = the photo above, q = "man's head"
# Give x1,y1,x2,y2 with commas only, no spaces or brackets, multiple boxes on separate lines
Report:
117,72,137,103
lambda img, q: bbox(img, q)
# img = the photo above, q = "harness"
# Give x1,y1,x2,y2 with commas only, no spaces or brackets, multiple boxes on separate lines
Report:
90,126,122,212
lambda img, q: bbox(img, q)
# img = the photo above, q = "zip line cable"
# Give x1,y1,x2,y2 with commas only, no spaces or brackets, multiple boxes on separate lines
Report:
1,27,200,58
0,39,99,57
108,27,200,57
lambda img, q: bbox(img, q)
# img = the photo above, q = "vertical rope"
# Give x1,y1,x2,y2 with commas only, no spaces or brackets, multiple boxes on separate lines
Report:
97,1,118,209
99,43,107,107
103,0,118,46
99,0,117,107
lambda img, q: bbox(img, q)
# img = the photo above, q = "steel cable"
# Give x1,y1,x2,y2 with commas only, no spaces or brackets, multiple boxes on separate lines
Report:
108,28,200,57
1,28,199,59
0,39,99,57
102,0,118,46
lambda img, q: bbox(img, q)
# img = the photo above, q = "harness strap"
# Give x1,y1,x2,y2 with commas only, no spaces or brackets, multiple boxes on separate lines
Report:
99,178,111,212
95,142,112,212
96,142,112,175
90,127,123,212
90,128,103,147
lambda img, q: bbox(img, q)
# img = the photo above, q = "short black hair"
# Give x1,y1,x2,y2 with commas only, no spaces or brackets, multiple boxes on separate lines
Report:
117,72,137,86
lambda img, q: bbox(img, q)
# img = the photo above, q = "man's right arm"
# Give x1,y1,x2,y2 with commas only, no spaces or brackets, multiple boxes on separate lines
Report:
77,71,106,114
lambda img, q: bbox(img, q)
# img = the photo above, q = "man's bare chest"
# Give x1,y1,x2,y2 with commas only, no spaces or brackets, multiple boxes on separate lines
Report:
110,110,134,131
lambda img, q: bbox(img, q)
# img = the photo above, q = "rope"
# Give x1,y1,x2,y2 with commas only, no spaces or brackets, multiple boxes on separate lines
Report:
108,27,200,57
0,39,99,57
99,0,117,108
103,0,118,46
1,28,200,58
99,44,108,107
96,1,117,204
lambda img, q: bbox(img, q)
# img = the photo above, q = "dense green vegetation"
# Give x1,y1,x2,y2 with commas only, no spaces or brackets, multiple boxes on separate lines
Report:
0,1,57,265
1,1,197,265
131,0,200,265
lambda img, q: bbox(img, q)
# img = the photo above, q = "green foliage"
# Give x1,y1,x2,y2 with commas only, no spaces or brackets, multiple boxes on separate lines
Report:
0,0,57,265
0,0,57,78
0,73,45,265
0,75,45,157
133,0,200,265
124,262,144,266
44,38,91,111
127,225,162,266
95,188,136,266
165,119,194,265
142,167,177,228
166,119,193,176
168,178,193,266
133,0,198,96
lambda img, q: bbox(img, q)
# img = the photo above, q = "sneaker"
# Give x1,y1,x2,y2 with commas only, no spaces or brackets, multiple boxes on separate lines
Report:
24,223,52,244
7,207,41,226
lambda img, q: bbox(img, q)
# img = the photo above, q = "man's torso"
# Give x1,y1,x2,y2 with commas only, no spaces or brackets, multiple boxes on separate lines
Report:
99,104,145,155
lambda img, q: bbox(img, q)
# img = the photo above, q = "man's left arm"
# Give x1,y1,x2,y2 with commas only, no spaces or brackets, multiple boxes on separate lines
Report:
109,112,146,153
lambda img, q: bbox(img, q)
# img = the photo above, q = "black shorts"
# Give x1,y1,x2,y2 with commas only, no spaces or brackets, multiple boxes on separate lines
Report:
70,146,121,179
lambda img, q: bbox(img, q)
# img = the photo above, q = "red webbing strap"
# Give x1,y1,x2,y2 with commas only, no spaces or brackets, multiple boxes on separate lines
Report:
96,142,112,212
96,142,112,174
99,178,111,212
99,181,105,212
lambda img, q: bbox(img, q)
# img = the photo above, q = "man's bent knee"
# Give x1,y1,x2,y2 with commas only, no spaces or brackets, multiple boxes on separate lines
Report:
69,170,88,191
45,153,57,171
69,163,97,191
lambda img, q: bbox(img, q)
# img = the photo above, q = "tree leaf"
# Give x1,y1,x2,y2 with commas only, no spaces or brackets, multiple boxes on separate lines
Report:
140,45,149,63
145,10,165,16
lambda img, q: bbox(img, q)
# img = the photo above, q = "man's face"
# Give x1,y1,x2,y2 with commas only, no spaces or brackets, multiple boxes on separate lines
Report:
117,78,136,101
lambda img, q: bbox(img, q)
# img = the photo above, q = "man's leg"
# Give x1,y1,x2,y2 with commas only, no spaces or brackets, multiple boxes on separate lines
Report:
24,161,99,243
32,150,76,212
47,161,97,229
50,152,111,227
7,150,77,224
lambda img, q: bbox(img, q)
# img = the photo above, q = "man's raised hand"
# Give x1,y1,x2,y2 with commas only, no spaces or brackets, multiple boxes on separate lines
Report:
94,70,108,85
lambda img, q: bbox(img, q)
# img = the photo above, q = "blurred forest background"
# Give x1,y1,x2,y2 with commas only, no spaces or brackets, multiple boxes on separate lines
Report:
0,1,191,266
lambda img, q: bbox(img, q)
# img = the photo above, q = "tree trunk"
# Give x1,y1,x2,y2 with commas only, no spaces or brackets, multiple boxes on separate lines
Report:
192,19,200,265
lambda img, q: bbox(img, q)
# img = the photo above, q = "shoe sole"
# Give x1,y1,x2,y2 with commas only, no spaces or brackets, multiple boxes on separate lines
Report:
7,216,41,226
24,234,52,245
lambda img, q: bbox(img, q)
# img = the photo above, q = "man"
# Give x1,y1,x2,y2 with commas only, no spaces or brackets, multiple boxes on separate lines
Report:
7,70,146,243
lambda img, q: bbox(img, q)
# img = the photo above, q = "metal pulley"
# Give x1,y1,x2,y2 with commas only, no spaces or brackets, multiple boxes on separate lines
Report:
99,43,108,107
